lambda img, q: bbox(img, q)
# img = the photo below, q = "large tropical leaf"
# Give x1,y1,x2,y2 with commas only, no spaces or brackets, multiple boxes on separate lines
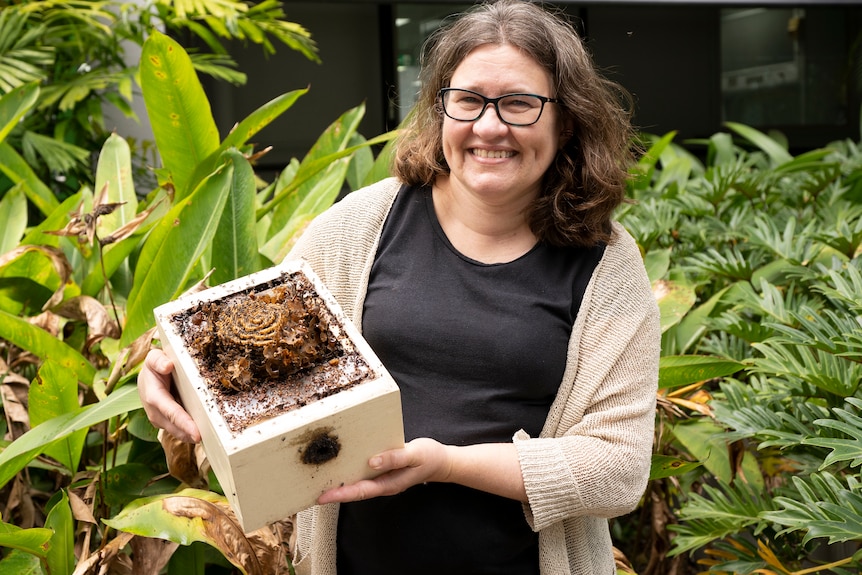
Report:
0,184,27,254
105,489,266,575
121,153,236,347
0,82,39,145
28,361,87,474
0,385,140,490
140,30,220,202
209,149,259,285
0,309,95,384
94,133,138,239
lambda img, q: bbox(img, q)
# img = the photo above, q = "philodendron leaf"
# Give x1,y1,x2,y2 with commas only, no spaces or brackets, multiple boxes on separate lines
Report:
266,103,366,235
104,489,262,575
0,385,140,489
44,490,74,575
725,122,793,166
649,454,702,480
653,279,696,333
122,154,235,347
659,355,744,390
0,522,51,558
140,30,220,202
28,360,87,473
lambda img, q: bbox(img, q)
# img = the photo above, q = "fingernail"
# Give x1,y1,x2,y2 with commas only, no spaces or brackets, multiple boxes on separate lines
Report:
369,456,382,468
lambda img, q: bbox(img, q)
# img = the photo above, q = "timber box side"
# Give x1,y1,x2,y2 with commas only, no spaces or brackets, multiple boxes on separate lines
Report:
153,259,404,532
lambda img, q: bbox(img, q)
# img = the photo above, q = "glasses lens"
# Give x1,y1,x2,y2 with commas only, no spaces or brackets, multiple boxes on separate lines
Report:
441,90,544,125
441,89,484,121
497,94,544,125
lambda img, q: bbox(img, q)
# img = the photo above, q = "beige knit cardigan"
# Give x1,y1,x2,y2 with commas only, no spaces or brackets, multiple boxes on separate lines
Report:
285,177,660,575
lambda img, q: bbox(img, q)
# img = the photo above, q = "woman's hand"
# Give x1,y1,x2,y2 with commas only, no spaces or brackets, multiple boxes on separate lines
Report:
317,438,527,504
138,349,201,443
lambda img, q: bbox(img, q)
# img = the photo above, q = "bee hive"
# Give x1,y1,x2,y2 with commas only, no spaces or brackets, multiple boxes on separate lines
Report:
154,259,404,532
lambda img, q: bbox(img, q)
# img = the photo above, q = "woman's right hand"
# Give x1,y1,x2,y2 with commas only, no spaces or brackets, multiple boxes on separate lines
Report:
139,349,201,443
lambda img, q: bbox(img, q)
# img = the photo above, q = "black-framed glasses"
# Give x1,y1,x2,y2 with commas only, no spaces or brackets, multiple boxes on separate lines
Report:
438,88,559,127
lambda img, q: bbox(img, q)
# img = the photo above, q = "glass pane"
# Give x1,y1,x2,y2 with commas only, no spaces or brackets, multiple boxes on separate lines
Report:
721,7,849,128
394,4,471,122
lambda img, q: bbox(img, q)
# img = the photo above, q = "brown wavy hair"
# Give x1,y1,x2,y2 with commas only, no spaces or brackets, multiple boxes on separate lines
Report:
391,0,636,247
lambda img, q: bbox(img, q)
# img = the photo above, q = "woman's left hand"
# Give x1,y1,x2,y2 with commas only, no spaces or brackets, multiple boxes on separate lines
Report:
316,438,527,504
317,438,451,504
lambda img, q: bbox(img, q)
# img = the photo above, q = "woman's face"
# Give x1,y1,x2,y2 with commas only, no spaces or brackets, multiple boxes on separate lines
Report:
441,43,564,205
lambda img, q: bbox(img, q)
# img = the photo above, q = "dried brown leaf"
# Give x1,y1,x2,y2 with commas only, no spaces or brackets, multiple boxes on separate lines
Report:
129,536,178,575
159,496,264,575
158,429,209,489
1,381,30,431
4,475,38,529
56,296,121,348
71,531,134,575
246,520,292,575
98,198,164,246
30,311,61,337
69,489,97,525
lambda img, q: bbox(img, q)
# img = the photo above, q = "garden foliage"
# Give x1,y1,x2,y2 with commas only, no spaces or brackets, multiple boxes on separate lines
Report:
0,12,393,575
617,125,862,574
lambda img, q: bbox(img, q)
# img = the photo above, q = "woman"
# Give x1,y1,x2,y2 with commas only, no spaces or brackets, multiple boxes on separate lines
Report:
139,1,660,573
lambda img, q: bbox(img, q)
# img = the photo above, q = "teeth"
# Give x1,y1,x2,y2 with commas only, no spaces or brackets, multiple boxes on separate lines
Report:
472,149,515,159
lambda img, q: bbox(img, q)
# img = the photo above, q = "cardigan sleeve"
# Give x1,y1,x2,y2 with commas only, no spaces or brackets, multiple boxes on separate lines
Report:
515,224,660,532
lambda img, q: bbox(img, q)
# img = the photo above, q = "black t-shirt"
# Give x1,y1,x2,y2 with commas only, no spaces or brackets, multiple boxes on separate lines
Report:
337,185,604,575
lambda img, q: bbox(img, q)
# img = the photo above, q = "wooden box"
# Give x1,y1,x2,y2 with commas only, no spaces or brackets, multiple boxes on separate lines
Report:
153,259,404,532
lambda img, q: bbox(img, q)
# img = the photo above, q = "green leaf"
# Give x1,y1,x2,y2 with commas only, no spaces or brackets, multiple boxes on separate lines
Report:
122,154,235,347
653,279,696,333
264,103,366,230
0,549,45,574
630,131,677,191
0,184,27,254
44,491,74,575
0,385,140,490
0,522,51,559
105,488,263,575
260,158,350,263
725,122,793,166
190,88,308,190
209,149,259,285
361,135,396,188
0,82,38,145
94,133,138,239
670,284,734,354
104,463,172,511
0,309,95,384
659,355,743,390
643,248,671,282
140,30,220,202
670,418,761,487
0,142,59,217
649,454,702,480
28,361,87,473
